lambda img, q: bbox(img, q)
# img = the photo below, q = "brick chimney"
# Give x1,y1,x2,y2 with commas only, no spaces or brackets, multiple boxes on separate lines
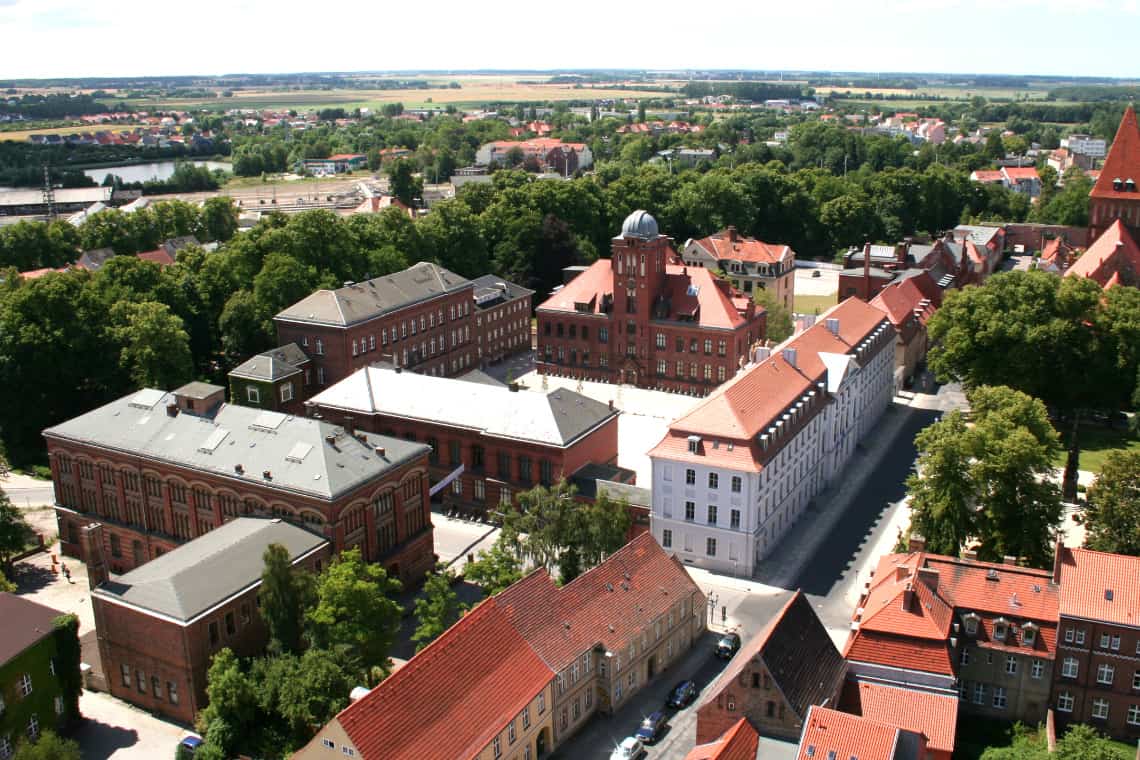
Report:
80,523,109,589
862,241,872,298
917,567,940,591
726,225,737,242
901,582,915,612
1052,535,1065,585
908,533,926,552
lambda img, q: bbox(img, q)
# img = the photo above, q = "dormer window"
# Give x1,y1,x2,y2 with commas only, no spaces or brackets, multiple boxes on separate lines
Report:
963,613,980,636
1022,623,1038,646
687,435,701,455
994,618,1009,641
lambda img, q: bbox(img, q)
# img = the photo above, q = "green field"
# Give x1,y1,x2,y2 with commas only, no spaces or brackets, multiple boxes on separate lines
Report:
794,293,838,315
1052,424,1139,474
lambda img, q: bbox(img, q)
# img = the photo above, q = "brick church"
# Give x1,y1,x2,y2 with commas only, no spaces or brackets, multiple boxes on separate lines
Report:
536,211,767,395
1089,106,1140,241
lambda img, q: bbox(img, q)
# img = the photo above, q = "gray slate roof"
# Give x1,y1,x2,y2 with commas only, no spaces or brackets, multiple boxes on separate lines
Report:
469,274,534,311
0,594,64,664
309,366,618,447
77,247,116,271
173,381,224,400
43,389,429,500
275,262,471,327
93,518,327,622
230,343,310,382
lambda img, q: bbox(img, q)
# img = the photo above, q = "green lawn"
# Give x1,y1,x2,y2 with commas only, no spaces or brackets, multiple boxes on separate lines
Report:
793,293,838,315
1053,424,1140,474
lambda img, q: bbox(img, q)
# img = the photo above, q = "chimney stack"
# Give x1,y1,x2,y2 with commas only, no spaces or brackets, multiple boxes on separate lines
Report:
344,414,355,436
901,582,915,612
1052,535,1065,585
726,225,737,242
781,347,797,368
908,533,926,553
917,567,939,591
80,523,109,589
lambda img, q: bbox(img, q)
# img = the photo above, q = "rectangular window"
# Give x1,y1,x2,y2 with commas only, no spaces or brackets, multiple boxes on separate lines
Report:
1031,660,1044,679
730,509,741,529
120,664,130,687
1062,657,1078,678
684,502,695,521
246,386,260,404
1098,663,1115,685
599,327,608,344
662,529,672,548
993,686,1007,709
280,383,293,403
707,505,717,525
708,472,718,489
540,460,553,486
731,476,742,493
656,333,666,349
225,612,236,636
706,537,717,557
972,683,985,705
1093,698,1110,719
685,469,695,485
704,339,712,355
152,676,162,699
1076,629,1086,645
209,622,219,646
1057,692,1074,712
168,681,179,705
136,669,145,694
1005,655,1017,675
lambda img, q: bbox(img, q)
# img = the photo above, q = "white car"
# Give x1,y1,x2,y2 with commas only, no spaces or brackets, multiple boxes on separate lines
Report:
610,736,645,760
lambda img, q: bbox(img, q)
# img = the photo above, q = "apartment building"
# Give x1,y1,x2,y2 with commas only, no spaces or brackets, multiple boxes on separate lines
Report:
649,297,894,575
681,227,796,310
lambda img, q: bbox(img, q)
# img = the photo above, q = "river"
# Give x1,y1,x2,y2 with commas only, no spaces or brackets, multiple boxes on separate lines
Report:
83,160,232,185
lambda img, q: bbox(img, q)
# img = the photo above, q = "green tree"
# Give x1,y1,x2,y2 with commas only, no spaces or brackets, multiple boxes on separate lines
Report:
906,411,977,556
109,301,193,390
259,543,313,655
51,614,82,728
253,649,351,749
412,565,462,652
12,731,81,760
0,490,32,575
202,197,239,242
418,199,489,278
753,287,794,342
387,159,422,207
462,539,523,595
305,548,402,685
195,648,260,759
1084,450,1140,556
218,289,272,364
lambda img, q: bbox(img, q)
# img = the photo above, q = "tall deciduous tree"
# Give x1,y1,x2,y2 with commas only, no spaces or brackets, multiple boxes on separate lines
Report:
305,548,402,685
386,159,422,207
12,731,81,760
109,301,193,390
1083,450,1140,556
753,288,794,342
906,412,977,556
412,565,462,652
463,539,523,595
259,543,313,655
202,197,239,242
0,490,32,575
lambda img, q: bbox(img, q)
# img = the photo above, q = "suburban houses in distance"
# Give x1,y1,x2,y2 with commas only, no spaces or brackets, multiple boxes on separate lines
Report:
536,210,768,395
475,137,594,173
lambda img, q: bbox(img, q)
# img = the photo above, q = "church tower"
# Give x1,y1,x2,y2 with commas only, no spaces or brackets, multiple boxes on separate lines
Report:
1089,106,1140,241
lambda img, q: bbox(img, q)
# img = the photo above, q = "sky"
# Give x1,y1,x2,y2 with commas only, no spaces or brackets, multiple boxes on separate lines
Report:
4,0,1140,80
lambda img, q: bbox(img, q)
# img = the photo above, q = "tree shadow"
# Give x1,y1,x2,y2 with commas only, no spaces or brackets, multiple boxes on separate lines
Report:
12,562,58,593
71,719,139,760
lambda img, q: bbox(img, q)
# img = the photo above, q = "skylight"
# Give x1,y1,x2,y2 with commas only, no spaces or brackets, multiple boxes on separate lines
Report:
198,428,229,454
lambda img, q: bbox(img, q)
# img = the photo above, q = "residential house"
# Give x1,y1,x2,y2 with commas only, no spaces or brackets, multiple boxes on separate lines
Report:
1052,547,1140,740
475,139,593,173
306,365,619,514
869,272,941,392
845,541,1058,729
796,706,926,760
536,211,767,395
1038,236,1080,274
684,718,759,760
495,532,707,742
43,382,435,585
86,518,330,724
838,680,956,760
0,595,78,757
649,298,894,575
1002,166,1042,197
681,227,796,311
1089,107,1140,240
227,343,312,415
696,591,846,742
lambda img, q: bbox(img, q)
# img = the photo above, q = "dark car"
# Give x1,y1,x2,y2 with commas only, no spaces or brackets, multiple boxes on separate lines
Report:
715,632,741,659
666,680,698,709
635,711,668,743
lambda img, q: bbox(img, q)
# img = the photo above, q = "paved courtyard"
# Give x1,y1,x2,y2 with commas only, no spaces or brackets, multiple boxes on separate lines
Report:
793,266,839,296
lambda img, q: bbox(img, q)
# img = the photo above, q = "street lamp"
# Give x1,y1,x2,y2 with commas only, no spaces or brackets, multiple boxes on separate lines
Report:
707,593,719,627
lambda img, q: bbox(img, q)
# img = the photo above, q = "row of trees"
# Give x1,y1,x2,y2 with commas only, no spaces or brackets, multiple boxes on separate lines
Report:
194,546,402,760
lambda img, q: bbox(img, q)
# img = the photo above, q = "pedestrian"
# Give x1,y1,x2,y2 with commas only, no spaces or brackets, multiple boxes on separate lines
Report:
62,564,72,584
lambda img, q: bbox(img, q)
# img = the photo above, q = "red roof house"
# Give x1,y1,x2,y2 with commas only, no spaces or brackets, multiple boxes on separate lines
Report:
684,718,759,760
1065,219,1140,288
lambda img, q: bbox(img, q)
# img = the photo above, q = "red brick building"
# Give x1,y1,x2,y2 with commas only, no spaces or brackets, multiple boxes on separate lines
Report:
869,272,941,393
1052,547,1140,740
86,518,330,724
1089,106,1140,241
1065,220,1140,289
272,263,532,395
696,591,845,743
308,366,620,514
43,382,436,586
536,211,767,395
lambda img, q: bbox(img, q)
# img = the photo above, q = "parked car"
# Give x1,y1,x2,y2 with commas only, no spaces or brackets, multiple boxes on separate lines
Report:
609,736,645,760
635,711,668,744
666,680,698,708
715,632,741,659
177,735,203,757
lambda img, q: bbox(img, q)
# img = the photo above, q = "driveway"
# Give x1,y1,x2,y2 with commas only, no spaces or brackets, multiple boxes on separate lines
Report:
74,690,190,760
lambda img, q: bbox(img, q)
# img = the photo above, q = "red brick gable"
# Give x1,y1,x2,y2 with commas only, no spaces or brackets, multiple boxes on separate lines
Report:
1091,107,1140,201
1066,219,1140,287
333,599,553,760
684,718,759,760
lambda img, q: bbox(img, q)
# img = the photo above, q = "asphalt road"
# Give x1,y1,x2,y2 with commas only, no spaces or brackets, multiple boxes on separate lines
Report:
551,383,966,759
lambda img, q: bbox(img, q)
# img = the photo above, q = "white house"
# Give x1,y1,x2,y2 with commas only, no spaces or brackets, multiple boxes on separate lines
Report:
648,298,895,577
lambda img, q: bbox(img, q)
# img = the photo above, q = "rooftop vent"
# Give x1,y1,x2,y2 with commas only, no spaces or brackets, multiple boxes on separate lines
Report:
234,464,244,474
262,470,272,480
986,568,999,581
782,348,797,368
825,318,840,336
375,446,386,457
1106,589,1114,601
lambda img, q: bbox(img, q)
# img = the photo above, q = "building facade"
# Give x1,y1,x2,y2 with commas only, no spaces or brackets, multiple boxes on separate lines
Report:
696,592,845,743
307,366,619,515
868,272,941,393
681,227,796,310
1052,547,1140,741
536,211,767,395
0,595,77,759
1089,107,1140,241
226,344,311,416
271,263,531,400
86,519,330,724
649,297,894,576
44,382,435,586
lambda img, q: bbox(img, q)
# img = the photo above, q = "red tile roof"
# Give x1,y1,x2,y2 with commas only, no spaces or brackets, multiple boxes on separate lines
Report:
1056,546,1140,626
332,599,553,760
870,274,940,329
651,297,890,468
1065,220,1140,287
690,228,794,265
840,680,957,755
970,169,1004,183
137,249,176,267
797,706,904,760
1091,106,1140,200
495,532,704,669
1002,166,1040,181
845,631,955,676
684,718,759,760
19,267,69,279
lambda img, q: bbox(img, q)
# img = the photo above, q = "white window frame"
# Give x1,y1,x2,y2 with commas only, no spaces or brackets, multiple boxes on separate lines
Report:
246,385,260,404
279,383,293,403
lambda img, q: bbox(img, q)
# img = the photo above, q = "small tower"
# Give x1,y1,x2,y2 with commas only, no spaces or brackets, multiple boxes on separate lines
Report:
611,210,670,324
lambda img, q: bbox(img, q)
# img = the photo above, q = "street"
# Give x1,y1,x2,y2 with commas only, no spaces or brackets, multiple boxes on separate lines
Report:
548,381,965,759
